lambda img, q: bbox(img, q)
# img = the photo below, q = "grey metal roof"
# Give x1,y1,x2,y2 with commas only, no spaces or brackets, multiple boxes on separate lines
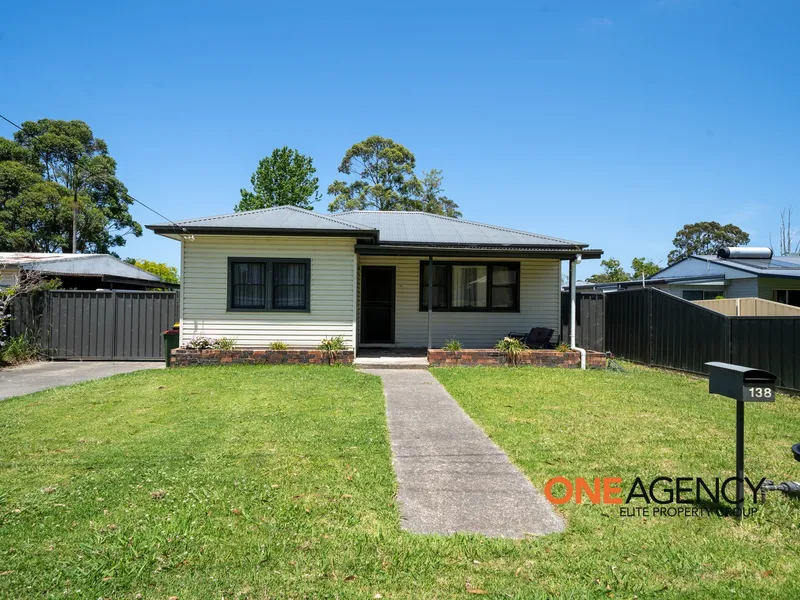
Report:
336,211,586,247
149,205,376,233
692,255,800,279
0,253,164,283
149,206,588,248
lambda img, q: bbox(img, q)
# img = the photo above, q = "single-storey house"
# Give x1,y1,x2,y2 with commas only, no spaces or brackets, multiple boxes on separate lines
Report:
576,248,800,306
0,253,177,291
147,206,602,352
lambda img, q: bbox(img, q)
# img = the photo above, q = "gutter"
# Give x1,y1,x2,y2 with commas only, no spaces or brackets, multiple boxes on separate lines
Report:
569,254,586,369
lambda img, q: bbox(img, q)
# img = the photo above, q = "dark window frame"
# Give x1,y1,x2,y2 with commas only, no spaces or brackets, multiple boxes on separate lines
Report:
774,289,800,307
418,261,521,313
682,289,723,301
227,257,311,312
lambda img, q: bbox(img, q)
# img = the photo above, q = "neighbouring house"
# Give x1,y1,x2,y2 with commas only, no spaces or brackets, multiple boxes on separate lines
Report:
576,248,800,306
0,253,178,291
147,206,602,351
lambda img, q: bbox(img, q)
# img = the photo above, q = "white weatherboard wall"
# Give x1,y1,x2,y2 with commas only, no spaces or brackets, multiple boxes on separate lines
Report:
358,256,561,348
180,235,357,348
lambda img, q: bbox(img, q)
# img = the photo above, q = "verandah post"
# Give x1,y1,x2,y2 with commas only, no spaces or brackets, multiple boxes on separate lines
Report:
427,256,433,350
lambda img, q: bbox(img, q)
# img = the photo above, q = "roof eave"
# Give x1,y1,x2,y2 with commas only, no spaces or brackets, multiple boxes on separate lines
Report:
355,244,602,259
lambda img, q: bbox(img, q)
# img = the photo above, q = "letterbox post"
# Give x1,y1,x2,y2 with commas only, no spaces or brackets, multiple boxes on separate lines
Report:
735,399,744,515
706,361,777,520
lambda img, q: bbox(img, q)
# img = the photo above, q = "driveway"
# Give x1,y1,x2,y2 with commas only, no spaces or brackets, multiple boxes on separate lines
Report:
0,361,164,400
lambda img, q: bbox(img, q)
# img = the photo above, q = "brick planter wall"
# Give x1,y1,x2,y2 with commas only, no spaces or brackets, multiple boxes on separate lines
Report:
171,348,354,367
428,349,607,368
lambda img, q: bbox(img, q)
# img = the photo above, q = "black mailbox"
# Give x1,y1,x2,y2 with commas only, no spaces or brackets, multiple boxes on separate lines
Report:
706,362,776,402
706,361,778,519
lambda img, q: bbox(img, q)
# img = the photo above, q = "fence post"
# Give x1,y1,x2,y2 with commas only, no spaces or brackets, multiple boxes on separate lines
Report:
647,288,653,366
111,290,118,360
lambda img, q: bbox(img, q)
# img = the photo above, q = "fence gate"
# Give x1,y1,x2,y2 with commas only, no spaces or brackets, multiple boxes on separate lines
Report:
11,290,179,361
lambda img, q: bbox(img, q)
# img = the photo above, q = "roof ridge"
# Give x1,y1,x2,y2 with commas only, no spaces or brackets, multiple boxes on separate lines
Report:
168,205,374,230
336,210,583,245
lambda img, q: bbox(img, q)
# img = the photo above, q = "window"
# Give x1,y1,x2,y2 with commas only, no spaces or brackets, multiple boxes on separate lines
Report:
774,289,800,307
420,264,449,309
682,290,722,301
230,262,266,309
419,262,520,312
228,258,310,311
272,261,308,309
451,265,487,308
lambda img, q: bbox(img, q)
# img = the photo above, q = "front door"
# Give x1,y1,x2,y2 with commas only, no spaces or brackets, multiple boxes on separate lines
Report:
361,266,395,344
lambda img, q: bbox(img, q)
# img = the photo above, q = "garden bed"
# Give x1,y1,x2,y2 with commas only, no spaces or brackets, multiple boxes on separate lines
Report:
427,348,607,368
171,348,354,366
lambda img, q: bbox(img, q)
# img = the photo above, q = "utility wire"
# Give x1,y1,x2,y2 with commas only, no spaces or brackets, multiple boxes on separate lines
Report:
0,112,190,236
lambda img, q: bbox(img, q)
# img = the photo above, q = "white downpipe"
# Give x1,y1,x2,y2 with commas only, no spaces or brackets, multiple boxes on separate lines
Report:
569,255,586,370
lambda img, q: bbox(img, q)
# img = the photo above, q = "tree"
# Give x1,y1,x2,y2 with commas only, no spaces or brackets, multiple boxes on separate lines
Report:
9,119,142,253
667,221,750,264
631,257,661,279
124,258,180,285
327,136,461,216
586,258,631,283
775,206,799,256
414,169,462,218
235,147,320,212
327,136,418,212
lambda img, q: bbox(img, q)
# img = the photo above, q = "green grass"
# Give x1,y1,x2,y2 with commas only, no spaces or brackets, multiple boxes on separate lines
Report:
432,364,800,599
1,364,798,599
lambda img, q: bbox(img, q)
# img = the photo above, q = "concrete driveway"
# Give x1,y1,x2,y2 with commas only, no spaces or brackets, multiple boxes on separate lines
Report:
0,361,164,400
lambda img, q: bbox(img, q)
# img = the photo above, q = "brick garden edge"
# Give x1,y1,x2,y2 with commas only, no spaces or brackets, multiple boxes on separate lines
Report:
427,349,607,368
171,348,354,366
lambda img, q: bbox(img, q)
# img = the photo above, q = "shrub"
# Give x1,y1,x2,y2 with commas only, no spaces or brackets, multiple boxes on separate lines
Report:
269,341,288,350
182,336,238,350
216,337,237,350
317,336,346,364
442,339,463,351
182,336,217,350
555,342,572,353
0,331,40,364
495,336,528,365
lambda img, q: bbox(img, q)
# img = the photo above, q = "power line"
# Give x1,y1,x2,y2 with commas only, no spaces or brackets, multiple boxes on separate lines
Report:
0,112,190,236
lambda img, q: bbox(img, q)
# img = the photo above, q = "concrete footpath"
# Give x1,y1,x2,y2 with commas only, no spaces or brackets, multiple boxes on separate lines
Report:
363,369,564,538
0,361,164,400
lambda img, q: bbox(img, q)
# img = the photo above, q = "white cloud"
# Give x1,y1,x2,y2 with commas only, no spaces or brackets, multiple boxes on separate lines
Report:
587,17,614,27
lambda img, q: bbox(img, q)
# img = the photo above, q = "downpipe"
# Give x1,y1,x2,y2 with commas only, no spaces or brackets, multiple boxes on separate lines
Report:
569,254,586,370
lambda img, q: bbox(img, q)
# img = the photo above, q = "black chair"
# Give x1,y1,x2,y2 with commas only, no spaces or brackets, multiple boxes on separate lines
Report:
507,327,555,349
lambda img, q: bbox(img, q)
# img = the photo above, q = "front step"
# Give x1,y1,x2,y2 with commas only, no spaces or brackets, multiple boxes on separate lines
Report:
354,358,429,370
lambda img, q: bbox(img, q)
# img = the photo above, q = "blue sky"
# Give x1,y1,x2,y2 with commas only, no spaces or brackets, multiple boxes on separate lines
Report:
3,0,798,279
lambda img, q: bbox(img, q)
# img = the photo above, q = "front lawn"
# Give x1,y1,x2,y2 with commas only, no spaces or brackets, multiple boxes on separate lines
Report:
1,364,798,599
432,365,800,598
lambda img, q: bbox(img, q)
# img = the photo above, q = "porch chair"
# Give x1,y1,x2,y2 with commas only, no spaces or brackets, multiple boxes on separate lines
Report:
506,327,555,349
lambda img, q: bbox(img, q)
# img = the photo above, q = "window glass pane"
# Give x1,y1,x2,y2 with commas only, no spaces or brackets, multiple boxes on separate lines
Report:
273,262,307,309
451,265,487,308
491,287,515,308
421,264,448,309
231,262,266,309
490,265,518,309
788,290,800,307
492,265,517,286
682,290,703,301
775,290,788,304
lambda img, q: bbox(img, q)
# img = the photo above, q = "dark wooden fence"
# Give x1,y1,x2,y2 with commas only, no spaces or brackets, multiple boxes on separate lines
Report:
560,292,605,352
603,288,800,392
8,290,179,360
